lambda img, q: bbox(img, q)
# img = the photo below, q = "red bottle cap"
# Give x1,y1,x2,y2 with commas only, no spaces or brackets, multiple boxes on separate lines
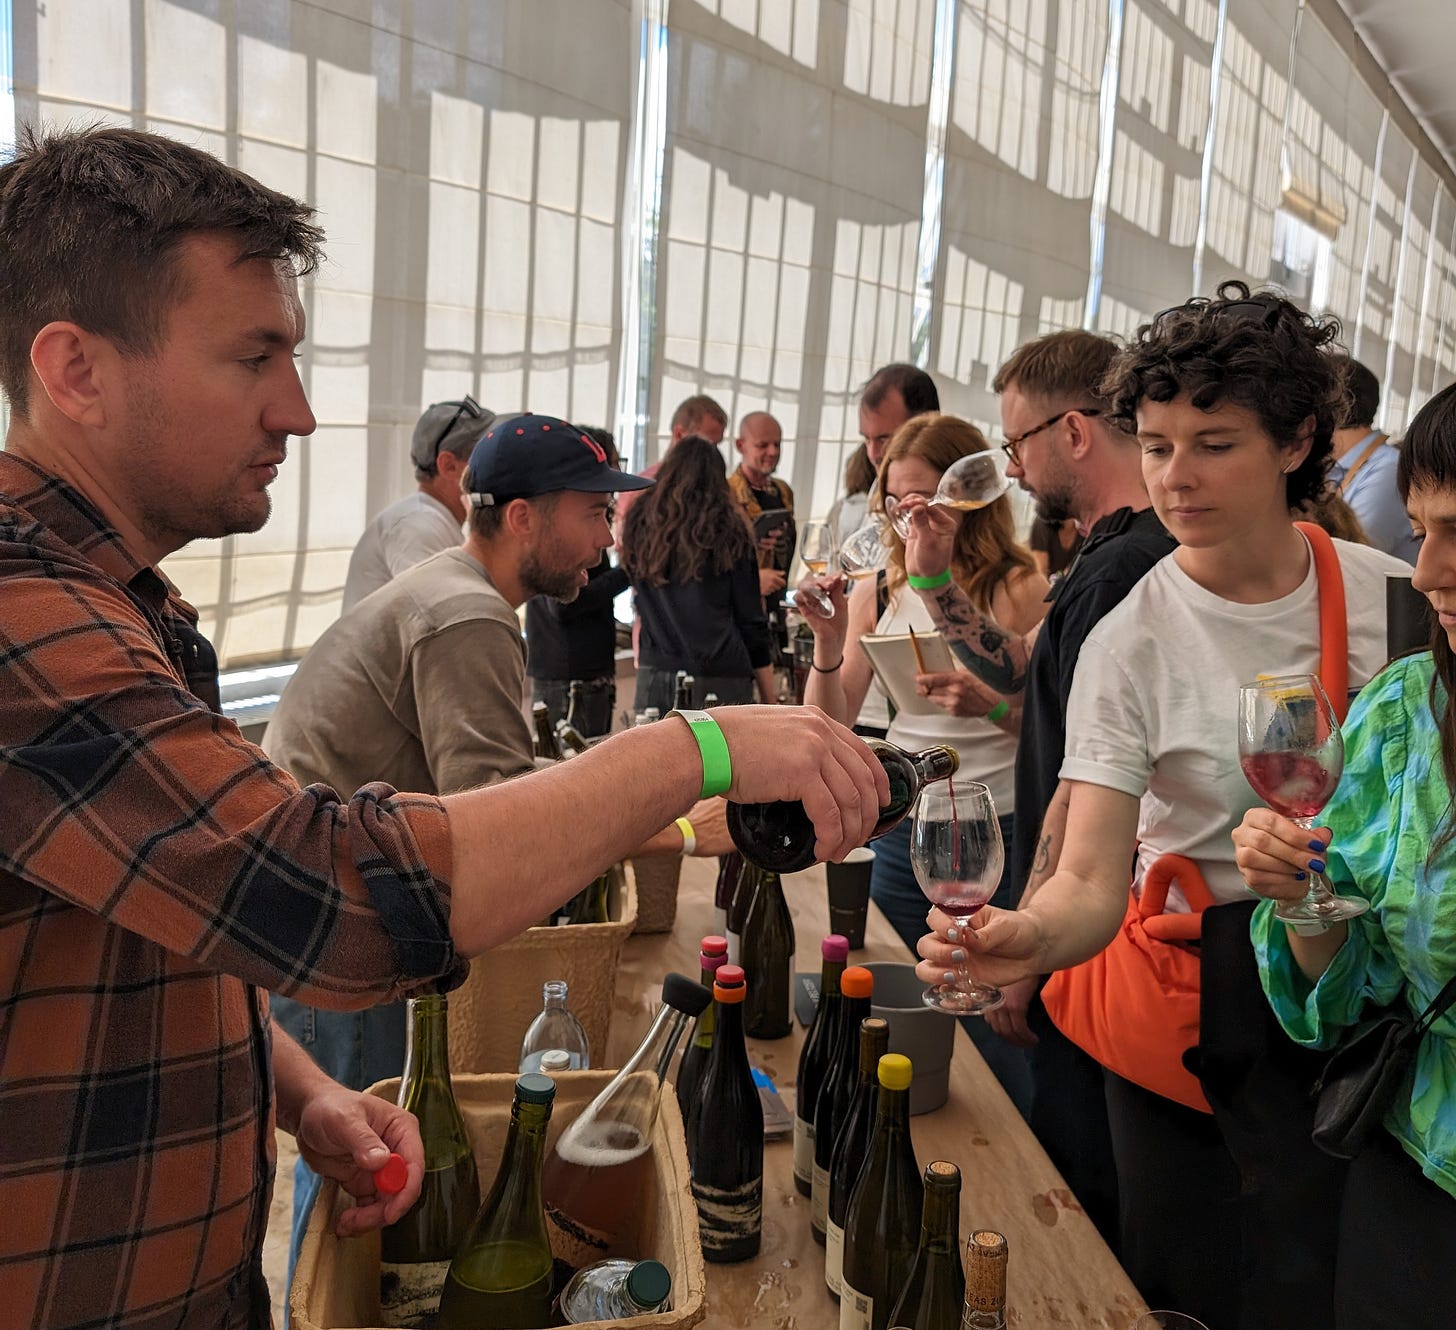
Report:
701,935,728,955
822,934,850,962
372,1152,409,1196
714,963,747,1002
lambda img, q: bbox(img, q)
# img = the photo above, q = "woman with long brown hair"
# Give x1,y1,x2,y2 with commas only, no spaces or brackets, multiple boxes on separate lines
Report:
621,434,775,713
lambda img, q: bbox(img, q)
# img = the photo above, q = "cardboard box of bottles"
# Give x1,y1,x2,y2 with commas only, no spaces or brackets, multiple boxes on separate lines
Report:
446,866,638,1075
290,1071,707,1330
627,854,681,935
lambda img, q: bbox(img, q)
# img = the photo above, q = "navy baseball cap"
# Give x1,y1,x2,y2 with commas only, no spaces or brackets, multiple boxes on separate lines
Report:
465,413,654,507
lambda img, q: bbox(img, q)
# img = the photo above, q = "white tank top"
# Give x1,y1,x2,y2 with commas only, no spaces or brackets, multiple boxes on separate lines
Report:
874,580,1018,814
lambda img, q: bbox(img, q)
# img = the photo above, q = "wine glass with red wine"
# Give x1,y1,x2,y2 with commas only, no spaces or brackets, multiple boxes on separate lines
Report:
910,777,1005,1014
1237,673,1368,923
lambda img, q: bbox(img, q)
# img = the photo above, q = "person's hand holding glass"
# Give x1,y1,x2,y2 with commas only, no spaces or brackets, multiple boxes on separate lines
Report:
884,452,1012,539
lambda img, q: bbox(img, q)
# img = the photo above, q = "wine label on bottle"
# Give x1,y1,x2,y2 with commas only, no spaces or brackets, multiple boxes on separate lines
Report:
792,1117,815,1188
824,1218,845,1294
692,1175,763,1258
811,1161,830,1231
378,1258,450,1328
839,1279,873,1330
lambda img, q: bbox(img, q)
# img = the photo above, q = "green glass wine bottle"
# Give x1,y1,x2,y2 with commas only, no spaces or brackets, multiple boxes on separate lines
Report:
825,1016,891,1300
677,935,730,1149
739,866,795,1039
725,860,761,965
839,1054,923,1330
886,1161,964,1330
562,863,617,925
728,741,959,874
812,966,875,1245
379,994,481,1329
794,934,850,1197
531,701,561,760
435,1073,557,1330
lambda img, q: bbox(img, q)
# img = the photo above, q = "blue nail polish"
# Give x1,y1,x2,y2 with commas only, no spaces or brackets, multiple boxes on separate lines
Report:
943,971,957,986
945,926,960,943
951,948,967,965
1295,871,1307,881
1307,840,1326,852
1308,858,1326,874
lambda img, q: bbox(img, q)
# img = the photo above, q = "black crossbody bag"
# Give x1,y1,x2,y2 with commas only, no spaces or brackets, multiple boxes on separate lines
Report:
1311,973,1456,1160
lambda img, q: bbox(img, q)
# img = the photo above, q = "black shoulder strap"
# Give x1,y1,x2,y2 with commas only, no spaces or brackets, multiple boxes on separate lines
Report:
875,568,890,621
1415,973,1456,1037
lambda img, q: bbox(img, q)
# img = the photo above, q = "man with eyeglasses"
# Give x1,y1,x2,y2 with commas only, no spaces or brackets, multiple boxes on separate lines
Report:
341,395,496,612
899,330,1172,1250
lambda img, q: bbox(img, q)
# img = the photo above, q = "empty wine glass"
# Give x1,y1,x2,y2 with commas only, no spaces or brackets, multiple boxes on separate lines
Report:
1237,673,1368,924
837,520,891,583
795,519,838,617
910,778,1005,1015
886,452,1013,538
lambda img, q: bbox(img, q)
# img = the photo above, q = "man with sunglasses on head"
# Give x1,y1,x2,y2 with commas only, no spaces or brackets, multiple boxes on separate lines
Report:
894,330,1172,1249
341,395,496,612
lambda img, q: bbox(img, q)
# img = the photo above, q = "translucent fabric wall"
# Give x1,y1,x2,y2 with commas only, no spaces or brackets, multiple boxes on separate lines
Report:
5,0,1455,666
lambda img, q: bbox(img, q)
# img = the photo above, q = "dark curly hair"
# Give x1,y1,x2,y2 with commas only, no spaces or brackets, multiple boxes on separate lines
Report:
1102,281,1343,508
620,435,754,586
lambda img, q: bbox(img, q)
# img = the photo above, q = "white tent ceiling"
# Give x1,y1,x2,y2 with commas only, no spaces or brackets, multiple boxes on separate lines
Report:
1335,0,1456,179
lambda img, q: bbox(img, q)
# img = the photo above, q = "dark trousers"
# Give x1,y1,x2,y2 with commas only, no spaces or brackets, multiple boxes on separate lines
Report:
531,675,615,737
1335,1129,1456,1328
1103,1070,1243,1330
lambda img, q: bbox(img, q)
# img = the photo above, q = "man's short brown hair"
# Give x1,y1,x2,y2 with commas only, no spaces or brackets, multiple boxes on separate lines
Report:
0,124,324,416
861,363,939,415
993,330,1121,408
670,394,728,436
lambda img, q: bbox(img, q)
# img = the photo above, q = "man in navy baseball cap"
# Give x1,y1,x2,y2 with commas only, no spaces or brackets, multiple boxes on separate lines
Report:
465,411,654,507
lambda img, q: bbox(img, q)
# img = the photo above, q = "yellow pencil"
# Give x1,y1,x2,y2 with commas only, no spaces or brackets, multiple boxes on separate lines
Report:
907,625,928,675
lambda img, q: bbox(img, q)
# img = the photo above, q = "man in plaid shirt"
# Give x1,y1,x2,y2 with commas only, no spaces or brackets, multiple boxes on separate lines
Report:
0,126,887,1329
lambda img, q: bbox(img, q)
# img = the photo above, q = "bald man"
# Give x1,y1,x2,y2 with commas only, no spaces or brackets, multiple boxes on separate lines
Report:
728,411,794,599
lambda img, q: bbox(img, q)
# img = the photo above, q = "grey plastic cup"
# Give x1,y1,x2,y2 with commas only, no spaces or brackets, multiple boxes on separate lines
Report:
865,961,956,1115
825,846,875,950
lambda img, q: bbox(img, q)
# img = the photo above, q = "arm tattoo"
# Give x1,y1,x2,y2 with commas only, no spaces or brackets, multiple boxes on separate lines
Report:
925,581,1030,693
1032,831,1052,875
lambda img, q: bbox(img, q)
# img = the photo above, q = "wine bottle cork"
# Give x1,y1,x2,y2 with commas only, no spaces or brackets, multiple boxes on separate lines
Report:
963,1229,1008,1319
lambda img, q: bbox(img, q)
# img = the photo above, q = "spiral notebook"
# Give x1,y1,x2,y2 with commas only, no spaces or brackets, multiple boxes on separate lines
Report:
857,629,956,717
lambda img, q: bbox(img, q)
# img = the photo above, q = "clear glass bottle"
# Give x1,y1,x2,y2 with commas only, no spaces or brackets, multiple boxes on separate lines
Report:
677,935,730,1149
435,1073,557,1330
379,994,482,1328
541,972,711,1266
559,1258,672,1323
886,1161,965,1330
728,741,960,874
795,934,850,1197
519,980,590,1073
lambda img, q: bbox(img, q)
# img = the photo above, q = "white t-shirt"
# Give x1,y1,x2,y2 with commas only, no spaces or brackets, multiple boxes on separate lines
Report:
1061,536,1411,904
342,491,464,613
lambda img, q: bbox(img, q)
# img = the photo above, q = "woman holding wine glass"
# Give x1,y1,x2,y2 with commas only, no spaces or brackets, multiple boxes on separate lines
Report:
1230,383,1456,1329
914,284,1410,1329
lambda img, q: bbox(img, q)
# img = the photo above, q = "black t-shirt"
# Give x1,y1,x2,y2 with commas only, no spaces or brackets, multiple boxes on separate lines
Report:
1007,506,1176,900
632,552,774,677
524,554,630,681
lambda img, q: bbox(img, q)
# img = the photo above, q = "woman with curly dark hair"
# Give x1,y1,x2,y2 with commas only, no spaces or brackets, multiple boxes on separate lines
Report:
621,434,775,712
914,283,1412,1328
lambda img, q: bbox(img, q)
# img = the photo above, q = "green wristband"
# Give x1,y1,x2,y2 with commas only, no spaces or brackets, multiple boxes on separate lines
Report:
906,569,953,590
987,700,1010,724
670,709,733,798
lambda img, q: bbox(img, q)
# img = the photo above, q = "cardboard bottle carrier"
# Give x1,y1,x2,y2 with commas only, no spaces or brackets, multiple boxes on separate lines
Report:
290,1070,707,1330
447,867,638,1075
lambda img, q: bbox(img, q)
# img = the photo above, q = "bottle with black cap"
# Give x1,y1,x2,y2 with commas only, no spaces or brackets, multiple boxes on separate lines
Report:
541,973,711,1267
435,1072,557,1329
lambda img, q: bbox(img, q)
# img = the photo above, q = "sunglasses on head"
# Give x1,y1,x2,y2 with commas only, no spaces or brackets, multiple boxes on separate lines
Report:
427,395,486,466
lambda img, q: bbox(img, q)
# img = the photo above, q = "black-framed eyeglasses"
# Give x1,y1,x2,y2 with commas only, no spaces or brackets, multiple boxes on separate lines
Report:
427,394,485,468
1000,408,1101,466
1150,294,1285,330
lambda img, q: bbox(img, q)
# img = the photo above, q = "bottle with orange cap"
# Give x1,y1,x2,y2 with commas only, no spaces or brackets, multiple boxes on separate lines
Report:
840,1053,923,1330
811,964,876,1243
686,963,764,1262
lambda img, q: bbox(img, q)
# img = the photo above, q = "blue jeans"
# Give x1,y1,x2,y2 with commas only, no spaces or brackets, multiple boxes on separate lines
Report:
869,813,1033,1119
270,994,409,1326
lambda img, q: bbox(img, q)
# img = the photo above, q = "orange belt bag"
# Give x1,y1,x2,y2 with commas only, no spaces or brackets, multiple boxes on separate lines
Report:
1042,523,1350,1114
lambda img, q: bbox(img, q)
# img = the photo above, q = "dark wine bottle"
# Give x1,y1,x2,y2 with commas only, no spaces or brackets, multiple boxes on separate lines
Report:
677,934,730,1146
812,966,874,1244
825,1016,890,1300
728,740,960,874
712,851,744,936
531,701,561,760
687,963,763,1263
794,934,850,1197
435,1073,557,1330
674,671,696,711
542,973,710,1266
561,863,618,926
555,717,591,756
725,860,761,965
961,1230,1008,1329
839,1054,923,1330
565,679,585,730
739,866,795,1039
379,994,482,1328
886,1161,964,1330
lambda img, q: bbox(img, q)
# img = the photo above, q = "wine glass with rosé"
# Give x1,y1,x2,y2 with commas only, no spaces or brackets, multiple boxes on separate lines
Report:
910,778,1005,1014
1237,673,1369,924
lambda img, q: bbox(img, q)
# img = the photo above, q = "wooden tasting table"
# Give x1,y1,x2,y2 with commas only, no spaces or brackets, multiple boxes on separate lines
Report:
605,857,1147,1330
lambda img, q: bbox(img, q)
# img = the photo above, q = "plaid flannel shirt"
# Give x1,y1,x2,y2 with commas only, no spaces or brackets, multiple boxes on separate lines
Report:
0,454,463,1329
